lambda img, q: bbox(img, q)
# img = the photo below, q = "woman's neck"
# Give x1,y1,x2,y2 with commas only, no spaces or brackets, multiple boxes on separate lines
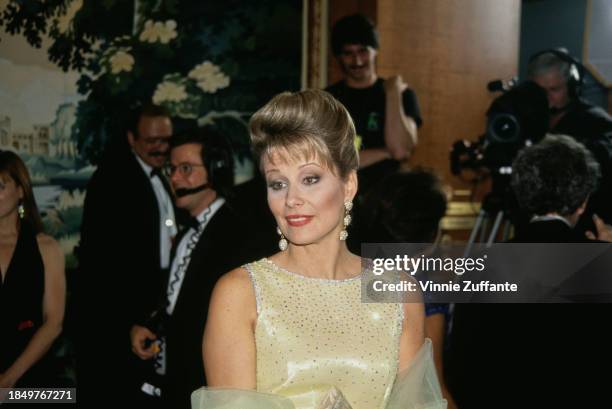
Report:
277,232,360,280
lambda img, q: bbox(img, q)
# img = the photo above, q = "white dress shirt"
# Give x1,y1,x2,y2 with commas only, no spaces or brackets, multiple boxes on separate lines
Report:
530,214,572,227
166,197,226,315
152,198,225,376
134,152,177,269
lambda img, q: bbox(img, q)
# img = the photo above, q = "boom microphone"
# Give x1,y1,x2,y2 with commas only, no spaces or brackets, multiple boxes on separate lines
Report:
174,183,210,197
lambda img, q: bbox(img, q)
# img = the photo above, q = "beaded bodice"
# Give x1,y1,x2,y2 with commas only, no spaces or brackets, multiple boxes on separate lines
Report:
245,258,403,409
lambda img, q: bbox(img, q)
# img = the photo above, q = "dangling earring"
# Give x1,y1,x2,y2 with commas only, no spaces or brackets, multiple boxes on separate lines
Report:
18,202,25,219
340,201,353,241
277,226,288,251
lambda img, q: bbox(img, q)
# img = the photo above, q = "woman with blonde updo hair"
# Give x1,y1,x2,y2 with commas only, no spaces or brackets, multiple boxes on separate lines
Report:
196,90,445,409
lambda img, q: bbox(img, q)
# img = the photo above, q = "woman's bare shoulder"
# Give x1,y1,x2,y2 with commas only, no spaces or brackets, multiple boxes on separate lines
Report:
209,266,258,325
213,266,256,300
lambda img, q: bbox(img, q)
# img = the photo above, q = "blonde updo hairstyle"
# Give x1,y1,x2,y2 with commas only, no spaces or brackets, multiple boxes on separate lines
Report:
249,89,359,179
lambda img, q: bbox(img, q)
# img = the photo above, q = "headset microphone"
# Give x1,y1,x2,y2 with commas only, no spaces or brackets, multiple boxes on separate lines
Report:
175,183,210,197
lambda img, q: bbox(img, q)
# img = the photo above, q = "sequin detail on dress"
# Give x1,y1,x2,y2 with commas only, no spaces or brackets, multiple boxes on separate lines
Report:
245,258,404,409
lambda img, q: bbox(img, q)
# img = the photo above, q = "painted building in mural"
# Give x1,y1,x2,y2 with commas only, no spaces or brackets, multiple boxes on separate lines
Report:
2,105,78,156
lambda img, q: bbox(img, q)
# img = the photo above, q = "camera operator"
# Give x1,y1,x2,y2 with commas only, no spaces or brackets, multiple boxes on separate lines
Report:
528,49,612,225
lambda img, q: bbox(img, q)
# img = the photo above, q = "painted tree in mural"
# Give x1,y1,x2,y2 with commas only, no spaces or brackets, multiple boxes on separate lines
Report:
0,0,301,165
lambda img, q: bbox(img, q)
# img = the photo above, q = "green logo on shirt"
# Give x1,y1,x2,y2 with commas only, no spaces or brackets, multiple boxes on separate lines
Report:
367,112,380,131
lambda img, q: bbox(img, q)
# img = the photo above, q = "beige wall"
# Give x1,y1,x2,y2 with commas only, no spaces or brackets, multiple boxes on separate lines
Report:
328,0,521,189
376,0,521,188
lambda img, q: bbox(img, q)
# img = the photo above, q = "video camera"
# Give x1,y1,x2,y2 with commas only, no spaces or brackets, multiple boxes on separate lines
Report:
450,79,549,177
449,78,550,223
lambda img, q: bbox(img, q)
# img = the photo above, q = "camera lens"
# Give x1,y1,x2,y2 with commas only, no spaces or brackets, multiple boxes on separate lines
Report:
487,113,520,143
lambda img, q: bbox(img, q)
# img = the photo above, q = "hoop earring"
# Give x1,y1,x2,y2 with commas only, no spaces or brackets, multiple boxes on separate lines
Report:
277,226,288,251
18,202,25,219
340,201,353,241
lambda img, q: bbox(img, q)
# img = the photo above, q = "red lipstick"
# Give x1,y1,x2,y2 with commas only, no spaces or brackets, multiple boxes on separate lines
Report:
286,215,313,227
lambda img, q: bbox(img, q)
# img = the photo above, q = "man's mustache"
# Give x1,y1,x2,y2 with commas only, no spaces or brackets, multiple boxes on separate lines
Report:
149,151,168,158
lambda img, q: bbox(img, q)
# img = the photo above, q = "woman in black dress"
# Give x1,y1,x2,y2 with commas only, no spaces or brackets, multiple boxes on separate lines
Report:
0,150,65,387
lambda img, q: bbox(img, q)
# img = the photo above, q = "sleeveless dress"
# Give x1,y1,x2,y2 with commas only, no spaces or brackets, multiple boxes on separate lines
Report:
192,258,446,409
0,221,54,387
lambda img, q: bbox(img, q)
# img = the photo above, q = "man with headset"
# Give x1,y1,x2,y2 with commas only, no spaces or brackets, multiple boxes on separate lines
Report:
528,49,612,136
528,48,612,225
129,126,274,409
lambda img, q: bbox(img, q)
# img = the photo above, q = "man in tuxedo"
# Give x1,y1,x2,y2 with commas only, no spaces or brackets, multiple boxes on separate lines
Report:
129,127,274,409
77,104,176,407
510,134,602,243
447,135,612,407
510,134,612,301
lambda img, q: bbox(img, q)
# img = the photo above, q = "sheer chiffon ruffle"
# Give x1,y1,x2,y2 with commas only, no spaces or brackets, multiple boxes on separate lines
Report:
191,339,447,409
386,339,447,409
191,388,295,409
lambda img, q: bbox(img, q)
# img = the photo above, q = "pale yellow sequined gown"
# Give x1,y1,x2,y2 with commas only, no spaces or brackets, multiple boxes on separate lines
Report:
191,258,446,409
246,258,403,409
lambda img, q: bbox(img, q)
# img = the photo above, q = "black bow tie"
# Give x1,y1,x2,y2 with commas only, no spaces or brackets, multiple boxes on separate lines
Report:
185,217,202,230
150,167,164,178
150,167,173,196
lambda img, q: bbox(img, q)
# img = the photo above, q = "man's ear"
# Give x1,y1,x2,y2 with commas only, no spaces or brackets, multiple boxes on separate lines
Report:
127,131,136,148
344,170,358,203
567,198,589,228
577,197,589,217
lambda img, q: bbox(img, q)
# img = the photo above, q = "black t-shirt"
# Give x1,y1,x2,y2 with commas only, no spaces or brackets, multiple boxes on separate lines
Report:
326,78,422,203
326,78,422,150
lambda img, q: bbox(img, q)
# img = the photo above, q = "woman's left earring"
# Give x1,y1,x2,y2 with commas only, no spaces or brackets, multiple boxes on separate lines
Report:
18,203,25,219
340,201,353,241
277,226,288,251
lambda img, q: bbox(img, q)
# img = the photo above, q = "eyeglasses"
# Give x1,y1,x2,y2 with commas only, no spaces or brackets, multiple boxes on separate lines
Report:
164,163,205,177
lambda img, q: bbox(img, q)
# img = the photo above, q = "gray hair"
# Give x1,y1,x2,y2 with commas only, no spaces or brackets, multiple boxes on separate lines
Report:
527,51,574,83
